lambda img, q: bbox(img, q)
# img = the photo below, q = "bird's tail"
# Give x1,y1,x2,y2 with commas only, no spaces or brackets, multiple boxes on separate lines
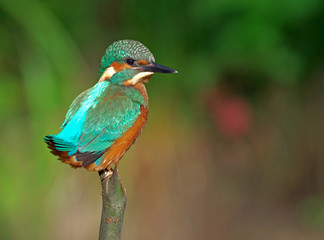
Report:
44,135,82,168
44,135,76,152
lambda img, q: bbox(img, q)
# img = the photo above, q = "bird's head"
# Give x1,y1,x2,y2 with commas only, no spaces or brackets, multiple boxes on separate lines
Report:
98,40,177,85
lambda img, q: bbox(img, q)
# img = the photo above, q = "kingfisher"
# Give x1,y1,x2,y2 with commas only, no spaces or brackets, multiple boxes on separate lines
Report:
44,40,177,172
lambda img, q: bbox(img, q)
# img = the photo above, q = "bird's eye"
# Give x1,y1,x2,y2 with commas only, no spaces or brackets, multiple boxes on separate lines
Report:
126,58,135,65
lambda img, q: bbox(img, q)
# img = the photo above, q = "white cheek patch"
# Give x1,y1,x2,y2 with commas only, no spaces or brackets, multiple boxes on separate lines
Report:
125,71,154,85
99,66,116,82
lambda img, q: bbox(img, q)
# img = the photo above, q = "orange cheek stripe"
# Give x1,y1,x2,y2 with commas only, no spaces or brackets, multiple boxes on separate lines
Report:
110,62,130,72
137,60,148,65
98,62,131,82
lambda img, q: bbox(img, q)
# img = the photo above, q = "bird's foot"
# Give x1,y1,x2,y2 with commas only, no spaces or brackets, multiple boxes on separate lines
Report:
99,168,113,181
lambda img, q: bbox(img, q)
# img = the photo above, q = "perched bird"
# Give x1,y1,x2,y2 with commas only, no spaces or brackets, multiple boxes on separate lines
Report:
44,40,177,171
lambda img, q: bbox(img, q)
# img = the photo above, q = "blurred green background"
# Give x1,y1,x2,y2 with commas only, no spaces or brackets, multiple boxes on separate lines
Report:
1,0,324,239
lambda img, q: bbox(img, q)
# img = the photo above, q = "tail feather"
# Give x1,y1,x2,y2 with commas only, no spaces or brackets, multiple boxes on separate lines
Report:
44,135,82,168
44,135,76,153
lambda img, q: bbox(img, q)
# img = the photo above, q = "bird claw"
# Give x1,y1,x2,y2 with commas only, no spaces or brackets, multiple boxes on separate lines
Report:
99,168,113,181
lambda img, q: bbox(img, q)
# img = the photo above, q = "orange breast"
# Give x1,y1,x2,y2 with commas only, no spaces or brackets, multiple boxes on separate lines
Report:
85,82,149,171
84,105,148,171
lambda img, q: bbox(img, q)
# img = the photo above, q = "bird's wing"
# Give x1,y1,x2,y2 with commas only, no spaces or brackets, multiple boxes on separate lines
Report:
75,92,142,165
61,88,90,128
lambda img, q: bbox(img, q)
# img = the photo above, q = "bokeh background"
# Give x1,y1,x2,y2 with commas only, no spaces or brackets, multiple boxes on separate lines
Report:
1,0,324,239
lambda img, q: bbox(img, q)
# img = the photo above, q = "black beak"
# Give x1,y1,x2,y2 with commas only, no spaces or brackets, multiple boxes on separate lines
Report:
134,62,177,74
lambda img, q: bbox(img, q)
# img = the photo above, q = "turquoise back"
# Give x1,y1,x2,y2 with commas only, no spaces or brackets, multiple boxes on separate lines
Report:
47,82,147,165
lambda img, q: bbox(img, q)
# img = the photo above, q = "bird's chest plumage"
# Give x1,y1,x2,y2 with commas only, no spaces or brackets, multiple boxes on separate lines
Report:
44,39,176,172
84,82,149,171
70,82,148,137
45,81,149,171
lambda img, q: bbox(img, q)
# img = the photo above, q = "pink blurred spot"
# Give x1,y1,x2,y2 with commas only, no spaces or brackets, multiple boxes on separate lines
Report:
206,88,252,139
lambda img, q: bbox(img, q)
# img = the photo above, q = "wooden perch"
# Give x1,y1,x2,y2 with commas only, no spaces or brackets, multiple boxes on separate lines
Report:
98,167,127,240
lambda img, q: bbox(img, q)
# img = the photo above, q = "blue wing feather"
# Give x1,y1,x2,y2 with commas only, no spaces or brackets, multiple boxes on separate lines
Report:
45,83,145,167
77,95,142,161
61,88,90,128
45,81,110,156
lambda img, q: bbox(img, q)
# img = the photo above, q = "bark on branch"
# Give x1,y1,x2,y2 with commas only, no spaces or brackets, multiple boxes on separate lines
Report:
98,167,127,240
